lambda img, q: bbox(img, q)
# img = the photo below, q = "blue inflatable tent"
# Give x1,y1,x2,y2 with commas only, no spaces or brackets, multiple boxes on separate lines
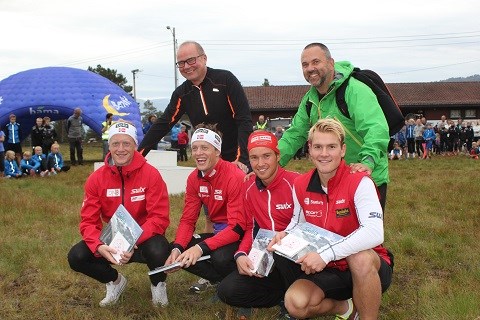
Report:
0,66,143,143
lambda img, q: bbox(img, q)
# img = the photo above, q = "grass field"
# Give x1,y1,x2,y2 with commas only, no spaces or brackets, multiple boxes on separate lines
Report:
1,143,479,319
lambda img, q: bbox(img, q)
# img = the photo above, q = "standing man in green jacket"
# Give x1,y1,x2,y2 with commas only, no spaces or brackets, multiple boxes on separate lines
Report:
278,42,390,210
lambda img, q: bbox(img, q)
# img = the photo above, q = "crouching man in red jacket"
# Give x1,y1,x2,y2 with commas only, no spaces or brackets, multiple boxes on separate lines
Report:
269,119,393,320
67,121,171,308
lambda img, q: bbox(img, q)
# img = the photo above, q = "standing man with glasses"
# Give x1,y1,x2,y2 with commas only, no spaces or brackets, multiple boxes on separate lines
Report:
138,41,253,172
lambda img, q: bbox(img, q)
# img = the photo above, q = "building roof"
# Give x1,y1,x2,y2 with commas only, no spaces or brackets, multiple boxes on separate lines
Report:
244,82,480,110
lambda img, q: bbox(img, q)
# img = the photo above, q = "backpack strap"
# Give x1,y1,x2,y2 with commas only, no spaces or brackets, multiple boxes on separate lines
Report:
305,98,313,117
335,77,351,119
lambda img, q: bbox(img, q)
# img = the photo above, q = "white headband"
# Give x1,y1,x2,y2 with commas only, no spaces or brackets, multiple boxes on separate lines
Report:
191,128,222,152
108,122,138,145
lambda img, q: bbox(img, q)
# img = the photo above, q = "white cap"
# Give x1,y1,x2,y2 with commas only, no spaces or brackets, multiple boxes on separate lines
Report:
108,121,138,145
191,128,222,152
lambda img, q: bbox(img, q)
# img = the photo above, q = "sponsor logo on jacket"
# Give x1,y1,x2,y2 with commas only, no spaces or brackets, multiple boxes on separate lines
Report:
131,187,146,194
335,208,350,218
107,189,120,197
275,203,292,210
304,198,324,205
305,210,323,218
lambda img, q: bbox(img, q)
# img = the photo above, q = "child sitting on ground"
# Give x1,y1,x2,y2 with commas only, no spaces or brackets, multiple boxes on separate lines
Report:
469,141,479,160
32,146,49,176
389,142,403,160
47,143,70,174
20,151,40,176
4,150,22,178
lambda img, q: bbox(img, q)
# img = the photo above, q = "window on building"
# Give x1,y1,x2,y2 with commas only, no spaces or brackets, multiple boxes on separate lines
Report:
450,110,461,119
465,109,476,118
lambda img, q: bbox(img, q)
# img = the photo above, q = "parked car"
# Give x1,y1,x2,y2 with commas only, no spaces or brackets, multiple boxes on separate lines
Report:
157,135,172,150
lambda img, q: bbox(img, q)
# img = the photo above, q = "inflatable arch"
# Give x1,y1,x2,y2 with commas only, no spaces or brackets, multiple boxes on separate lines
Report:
0,66,143,144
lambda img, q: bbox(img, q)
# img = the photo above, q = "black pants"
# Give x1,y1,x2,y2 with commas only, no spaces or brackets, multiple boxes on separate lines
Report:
415,139,424,156
406,138,415,154
178,145,188,161
217,267,285,308
0,151,4,172
68,138,83,164
67,234,170,285
37,157,47,172
377,183,387,215
182,233,239,283
273,253,392,301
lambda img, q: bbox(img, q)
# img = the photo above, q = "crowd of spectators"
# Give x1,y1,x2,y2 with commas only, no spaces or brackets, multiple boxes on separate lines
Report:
390,115,480,160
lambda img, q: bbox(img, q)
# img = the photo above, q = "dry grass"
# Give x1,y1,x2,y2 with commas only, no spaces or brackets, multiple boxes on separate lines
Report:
1,145,479,319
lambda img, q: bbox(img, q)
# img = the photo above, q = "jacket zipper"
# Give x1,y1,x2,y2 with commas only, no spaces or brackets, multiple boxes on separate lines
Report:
194,85,208,115
118,167,125,205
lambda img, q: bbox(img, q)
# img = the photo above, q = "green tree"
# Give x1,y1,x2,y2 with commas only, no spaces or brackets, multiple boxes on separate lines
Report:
140,100,163,124
87,65,133,94
262,78,270,86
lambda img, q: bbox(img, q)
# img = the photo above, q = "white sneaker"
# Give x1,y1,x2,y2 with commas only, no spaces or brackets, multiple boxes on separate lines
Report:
151,281,168,307
189,278,215,294
99,274,127,307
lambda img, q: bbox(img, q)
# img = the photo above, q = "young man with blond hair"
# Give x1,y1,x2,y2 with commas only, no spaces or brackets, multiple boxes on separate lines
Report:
270,119,393,320
68,121,171,307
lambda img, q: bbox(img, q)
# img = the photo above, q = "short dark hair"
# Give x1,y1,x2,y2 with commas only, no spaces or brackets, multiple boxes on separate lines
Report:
304,42,332,59
106,113,113,119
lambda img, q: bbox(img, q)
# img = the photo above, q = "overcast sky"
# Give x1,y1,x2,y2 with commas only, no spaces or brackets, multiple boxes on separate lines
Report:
1,0,479,103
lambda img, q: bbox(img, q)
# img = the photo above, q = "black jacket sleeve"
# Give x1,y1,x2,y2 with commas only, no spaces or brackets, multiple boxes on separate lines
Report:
138,90,185,156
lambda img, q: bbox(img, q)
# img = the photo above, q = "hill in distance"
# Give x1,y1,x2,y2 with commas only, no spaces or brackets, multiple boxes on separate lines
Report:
440,74,480,82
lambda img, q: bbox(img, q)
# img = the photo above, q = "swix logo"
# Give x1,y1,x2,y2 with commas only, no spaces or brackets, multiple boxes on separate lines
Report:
131,187,146,194
275,203,292,210
335,199,346,205
29,107,59,115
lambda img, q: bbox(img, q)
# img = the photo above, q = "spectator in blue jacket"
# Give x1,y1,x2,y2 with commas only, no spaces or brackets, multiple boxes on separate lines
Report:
32,146,49,176
422,123,436,159
170,122,181,149
20,151,40,176
5,114,22,165
142,115,158,150
47,143,70,174
4,150,22,178
405,118,416,159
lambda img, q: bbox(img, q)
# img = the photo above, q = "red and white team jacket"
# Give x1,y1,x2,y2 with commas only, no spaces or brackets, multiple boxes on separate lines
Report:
173,158,247,254
289,160,391,271
236,167,300,257
80,151,170,254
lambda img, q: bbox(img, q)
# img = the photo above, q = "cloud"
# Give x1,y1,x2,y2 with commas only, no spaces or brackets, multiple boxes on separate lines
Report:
1,0,479,100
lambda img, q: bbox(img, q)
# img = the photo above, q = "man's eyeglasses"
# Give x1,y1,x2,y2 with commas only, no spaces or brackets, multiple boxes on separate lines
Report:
176,54,205,68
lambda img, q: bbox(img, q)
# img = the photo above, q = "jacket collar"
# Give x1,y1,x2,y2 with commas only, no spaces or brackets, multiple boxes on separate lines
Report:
306,160,348,194
105,151,146,175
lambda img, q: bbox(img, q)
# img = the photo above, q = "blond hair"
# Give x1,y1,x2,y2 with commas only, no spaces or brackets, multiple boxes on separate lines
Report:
5,150,15,159
308,118,345,144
